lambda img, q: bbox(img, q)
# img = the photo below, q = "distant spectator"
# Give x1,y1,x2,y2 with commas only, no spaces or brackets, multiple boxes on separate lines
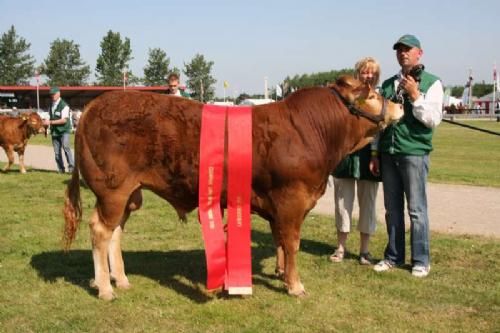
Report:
43,86,74,173
72,109,82,131
166,73,189,97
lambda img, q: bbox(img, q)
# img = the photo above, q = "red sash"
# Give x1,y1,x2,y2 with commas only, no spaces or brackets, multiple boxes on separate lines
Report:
198,105,227,290
198,104,253,294
226,106,253,295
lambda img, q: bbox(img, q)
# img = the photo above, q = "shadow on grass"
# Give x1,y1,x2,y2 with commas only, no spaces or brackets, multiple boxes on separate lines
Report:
30,229,331,303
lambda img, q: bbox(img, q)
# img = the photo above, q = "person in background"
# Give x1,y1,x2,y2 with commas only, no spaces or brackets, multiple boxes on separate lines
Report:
373,34,443,277
166,73,189,97
329,57,381,265
43,86,74,174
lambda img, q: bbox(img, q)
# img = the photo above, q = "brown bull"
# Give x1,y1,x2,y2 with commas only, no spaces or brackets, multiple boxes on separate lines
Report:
63,76,403,300
0,112,46,173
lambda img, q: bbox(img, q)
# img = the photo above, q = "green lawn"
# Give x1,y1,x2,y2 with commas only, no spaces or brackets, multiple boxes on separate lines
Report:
0,171,498,332
429,120,500,187
29,133,75,147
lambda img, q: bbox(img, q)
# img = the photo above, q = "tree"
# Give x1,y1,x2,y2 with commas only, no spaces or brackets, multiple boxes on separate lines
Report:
450,83,493,98
143,48,171,86
284,68,354,92
0,25,36,85
183,53,216,102
472,83,493,97
450,86,464,98
95,30,133,86
41,38,90,86
235,93,251,105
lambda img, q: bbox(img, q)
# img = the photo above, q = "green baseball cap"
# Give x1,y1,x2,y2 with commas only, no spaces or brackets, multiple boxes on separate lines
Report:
49,86,60,95
393,34,421,50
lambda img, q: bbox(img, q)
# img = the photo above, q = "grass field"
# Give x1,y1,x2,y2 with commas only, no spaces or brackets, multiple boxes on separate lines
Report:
0,171,499,332
430,120,500,187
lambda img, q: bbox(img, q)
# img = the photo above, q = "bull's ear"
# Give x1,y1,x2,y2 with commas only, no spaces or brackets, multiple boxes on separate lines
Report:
335,75,355,88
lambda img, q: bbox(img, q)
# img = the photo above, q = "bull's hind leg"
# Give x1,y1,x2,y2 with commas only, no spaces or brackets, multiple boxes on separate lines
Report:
108,189,143,290
2,146,14,172
89,194,131,300
89,208,115,300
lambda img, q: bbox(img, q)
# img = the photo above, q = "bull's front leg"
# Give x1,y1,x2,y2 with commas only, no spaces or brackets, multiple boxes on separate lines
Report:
281,223,305,296
269,220,285,278
17,149,27,173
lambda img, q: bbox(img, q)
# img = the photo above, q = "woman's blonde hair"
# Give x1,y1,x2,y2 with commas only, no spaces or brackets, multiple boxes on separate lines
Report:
354,57,380,87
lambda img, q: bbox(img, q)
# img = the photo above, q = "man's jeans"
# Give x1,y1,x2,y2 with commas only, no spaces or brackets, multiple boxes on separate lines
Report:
52,133,74,173
381,153,430,267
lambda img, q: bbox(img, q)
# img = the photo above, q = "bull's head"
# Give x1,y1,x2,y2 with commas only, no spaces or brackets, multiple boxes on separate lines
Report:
333,75,403,130
23,112,47,137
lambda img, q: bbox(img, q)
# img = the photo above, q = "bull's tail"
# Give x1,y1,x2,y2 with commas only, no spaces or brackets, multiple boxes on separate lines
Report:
63,162,82,251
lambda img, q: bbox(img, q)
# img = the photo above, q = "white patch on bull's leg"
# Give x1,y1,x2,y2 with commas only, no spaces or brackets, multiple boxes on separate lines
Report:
108,225,131,289
18,153,26,173
89,209,115,300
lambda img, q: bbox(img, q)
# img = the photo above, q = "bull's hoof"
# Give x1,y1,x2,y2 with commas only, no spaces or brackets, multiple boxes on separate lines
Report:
275,268,285,280
98,291,116,301
89,279,98,289
20,169,27,174
115,280,132,290
111,275,131,289
287,282,306,297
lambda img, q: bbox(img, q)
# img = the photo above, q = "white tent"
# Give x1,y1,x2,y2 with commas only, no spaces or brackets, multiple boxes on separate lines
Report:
239,98,274,106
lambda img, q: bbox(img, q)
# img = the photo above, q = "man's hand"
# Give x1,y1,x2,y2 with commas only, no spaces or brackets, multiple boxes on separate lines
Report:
400,75,420,102
43,119,50,126
369,156,380,176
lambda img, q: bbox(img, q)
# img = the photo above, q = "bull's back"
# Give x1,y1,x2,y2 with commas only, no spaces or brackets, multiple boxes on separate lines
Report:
77,91,204,194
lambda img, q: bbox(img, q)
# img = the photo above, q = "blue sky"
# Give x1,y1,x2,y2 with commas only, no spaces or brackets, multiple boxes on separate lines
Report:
1,0,498,97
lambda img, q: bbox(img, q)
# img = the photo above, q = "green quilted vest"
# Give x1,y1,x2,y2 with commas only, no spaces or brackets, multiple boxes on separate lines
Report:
379,71,440,155
49,98,72,136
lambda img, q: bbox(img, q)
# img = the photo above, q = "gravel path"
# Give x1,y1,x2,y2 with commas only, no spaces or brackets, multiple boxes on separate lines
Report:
2,145,499,238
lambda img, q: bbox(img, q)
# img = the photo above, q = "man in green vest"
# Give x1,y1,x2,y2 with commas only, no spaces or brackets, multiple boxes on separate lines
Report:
44,86,74,173
373,35,444,277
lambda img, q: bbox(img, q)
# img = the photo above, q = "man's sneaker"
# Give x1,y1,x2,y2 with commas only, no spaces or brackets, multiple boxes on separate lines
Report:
412,265,430,278
373,260,394,272
359,252,373,265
